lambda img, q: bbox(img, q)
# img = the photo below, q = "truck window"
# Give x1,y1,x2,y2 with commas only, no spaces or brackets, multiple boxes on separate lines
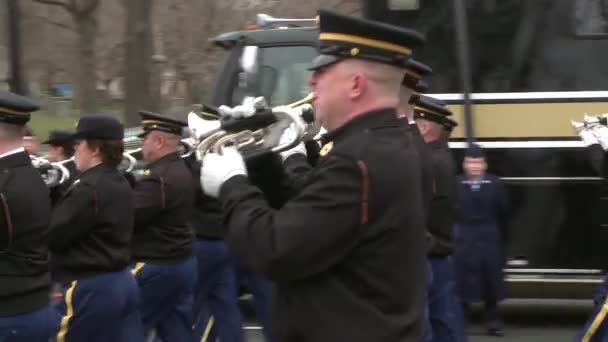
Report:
231,45,317,106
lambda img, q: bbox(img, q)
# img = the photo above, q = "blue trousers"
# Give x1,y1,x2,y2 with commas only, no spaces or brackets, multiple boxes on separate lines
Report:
54,269,144,342
0,304,61,342
235,259,275,342
424,260,434,342
192,239,244,342
427,256,467,342
576,275,608,342
133,256,197,342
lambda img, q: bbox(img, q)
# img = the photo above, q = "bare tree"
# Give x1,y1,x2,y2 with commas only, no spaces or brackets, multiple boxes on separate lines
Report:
33,0,100,113
124,0,153,126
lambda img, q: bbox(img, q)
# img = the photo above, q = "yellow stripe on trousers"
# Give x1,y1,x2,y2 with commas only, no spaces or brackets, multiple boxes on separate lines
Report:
131,262,145,276
56,280,78,342
583,295,608,342
201,316,215,342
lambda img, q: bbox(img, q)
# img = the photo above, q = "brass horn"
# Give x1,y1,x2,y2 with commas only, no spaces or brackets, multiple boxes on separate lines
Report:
255,13,318,29
187,93,316,161
30,155,73,187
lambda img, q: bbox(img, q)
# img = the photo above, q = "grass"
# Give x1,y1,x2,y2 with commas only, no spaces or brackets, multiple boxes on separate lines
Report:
28,111,127,143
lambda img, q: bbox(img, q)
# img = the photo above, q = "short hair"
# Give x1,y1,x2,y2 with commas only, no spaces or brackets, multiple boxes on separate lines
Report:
23,125,35,137
86,139,124,168
0,122,25,141
52,141,75,159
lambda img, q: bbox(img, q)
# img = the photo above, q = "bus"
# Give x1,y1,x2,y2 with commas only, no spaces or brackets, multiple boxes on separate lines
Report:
207,1,608,299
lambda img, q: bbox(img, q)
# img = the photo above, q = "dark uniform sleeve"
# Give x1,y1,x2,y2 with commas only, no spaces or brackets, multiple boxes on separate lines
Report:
283,153,313,178
218,154,363,281
427,151,456,255
134,176,164,229
49,184,96,252
246,152,292,209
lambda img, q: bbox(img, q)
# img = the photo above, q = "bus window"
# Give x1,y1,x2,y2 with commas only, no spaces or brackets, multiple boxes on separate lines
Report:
230,45,317,106
367,0,608,93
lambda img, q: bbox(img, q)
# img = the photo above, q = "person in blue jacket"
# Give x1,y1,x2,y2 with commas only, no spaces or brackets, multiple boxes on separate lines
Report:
453,144,509,337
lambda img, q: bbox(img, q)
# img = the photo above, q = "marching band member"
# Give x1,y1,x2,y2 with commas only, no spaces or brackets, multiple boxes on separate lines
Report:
22,125,40,156
49,114,143,341
186,151,246,342
575,120,608,341
130,111,196,341
396,61,437,342
199,10,427,342
41,129,77,206
0,91,60,341
412,95,466,342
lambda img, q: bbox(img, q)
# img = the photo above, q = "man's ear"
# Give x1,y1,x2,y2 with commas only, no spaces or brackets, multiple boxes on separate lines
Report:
350,72,366,99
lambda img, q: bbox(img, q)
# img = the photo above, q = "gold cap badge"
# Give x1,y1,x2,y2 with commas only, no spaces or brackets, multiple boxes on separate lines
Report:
319,141,334,157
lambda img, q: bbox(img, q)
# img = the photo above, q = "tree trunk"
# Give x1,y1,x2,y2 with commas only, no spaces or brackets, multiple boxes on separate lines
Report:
75,14,98,114
124,0,153,127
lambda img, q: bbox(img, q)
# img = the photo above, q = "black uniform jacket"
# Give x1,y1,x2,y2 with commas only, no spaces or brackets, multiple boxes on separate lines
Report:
218,108,427,342
187,152,290,240
0,150,52,316
49,163,134,282
403,121,433,221
132,152,194,262
426,140,457,256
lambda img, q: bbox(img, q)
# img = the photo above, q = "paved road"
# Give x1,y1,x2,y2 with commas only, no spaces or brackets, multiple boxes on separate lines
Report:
241,299,593,342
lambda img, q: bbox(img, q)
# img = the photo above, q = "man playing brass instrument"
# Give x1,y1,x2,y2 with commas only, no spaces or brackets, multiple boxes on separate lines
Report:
199,9,427,342
130,111,196,341
0,90,61,341
42,129,77,206
574,119,608,341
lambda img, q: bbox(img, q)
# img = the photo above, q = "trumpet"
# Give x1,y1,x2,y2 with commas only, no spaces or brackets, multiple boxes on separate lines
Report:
186,93,316,161
31,150,142,186
30,156,73,187
121,137,197,168
571,114,608,132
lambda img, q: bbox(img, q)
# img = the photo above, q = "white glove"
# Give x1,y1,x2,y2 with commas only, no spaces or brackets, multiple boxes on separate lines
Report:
279,123,306,162
314,126,328,141
217,97,259,119
200,147,248,198
579,128,599,147
592,125,608,150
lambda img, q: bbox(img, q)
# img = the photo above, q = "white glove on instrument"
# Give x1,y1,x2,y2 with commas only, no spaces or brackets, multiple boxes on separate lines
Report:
217,96,268,119
314,126,328,141
579,128,599,147
592,125,608,150
200,147,248,198
279,123,306,162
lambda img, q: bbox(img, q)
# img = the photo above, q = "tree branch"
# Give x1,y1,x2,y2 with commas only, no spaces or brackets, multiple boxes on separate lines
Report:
76,0,100,16
35,14,76,31
33,0,72,11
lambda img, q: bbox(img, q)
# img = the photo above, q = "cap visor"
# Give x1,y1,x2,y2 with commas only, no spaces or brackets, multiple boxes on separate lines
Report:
308,55,342,71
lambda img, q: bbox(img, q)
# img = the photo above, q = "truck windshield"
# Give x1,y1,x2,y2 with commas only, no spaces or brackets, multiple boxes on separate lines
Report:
231,45,317,106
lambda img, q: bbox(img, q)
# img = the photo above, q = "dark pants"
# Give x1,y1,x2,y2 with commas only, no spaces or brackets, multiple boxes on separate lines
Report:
133,256,197,342
0,305,61,342
427,256,467,342
576,275,608,342
192,239,244,342
54,269,144,342
235,260,275,342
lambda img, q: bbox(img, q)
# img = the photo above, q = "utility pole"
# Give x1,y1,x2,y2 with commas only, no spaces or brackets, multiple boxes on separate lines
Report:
452,0,475,142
